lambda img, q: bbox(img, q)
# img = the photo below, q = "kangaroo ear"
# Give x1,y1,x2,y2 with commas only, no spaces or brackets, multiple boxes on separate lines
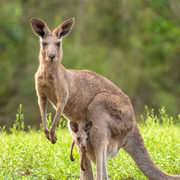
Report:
53,17,75,39
30,18,50,38
85,121,93,133
70,121,79,133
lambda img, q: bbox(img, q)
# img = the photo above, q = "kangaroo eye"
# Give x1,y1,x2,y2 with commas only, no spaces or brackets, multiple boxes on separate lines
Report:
77,137,81,141
56,42,61,47
86,137,88,141
42,42,47,47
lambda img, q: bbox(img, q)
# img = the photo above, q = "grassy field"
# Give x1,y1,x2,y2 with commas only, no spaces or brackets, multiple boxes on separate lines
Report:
0,108,180,180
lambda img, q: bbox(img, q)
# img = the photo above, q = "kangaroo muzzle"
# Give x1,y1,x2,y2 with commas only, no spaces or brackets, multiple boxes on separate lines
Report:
48,54,56,62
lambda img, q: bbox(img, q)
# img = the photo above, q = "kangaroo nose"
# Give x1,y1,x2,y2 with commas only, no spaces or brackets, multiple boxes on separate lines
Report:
82,145,87,150
48,54,56,61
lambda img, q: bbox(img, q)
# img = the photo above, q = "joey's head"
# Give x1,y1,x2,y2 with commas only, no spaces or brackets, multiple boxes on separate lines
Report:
30,17,75,64
70,121,93,151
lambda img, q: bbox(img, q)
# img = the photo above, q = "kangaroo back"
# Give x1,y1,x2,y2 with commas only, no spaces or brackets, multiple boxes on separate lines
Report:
123,125,180,180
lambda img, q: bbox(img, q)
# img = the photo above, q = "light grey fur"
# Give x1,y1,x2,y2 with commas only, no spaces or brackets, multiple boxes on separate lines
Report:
31,17,180,180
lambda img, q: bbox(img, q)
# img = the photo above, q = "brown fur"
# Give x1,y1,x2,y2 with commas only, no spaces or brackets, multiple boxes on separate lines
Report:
69,121,92,171
70,140,86,171
70,140,75,162
31,18,180,180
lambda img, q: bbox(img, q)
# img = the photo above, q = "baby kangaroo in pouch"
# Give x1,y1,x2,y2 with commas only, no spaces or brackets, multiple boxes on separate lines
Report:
31,17,180,180
69,121,93,171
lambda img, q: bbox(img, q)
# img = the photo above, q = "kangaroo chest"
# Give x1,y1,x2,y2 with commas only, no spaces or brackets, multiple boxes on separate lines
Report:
37,72,58,107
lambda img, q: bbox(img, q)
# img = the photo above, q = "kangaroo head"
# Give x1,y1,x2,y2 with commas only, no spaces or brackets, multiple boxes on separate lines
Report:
30,17,75,64
70,121,93,151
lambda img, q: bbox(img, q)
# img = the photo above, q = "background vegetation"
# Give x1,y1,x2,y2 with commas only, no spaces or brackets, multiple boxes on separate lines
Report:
0,0,180,128
0,107,179,179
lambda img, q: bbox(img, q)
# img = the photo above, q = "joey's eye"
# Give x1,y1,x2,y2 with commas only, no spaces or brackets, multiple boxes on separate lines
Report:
86,137,88,141
56,42,61,47
42,42,47,47
77,137,81,141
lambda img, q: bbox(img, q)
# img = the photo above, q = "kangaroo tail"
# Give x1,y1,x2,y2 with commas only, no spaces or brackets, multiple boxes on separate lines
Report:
123,125,180,180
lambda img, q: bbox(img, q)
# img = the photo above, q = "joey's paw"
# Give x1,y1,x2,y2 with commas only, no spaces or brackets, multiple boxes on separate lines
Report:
49,132,57,144
70,156,75,162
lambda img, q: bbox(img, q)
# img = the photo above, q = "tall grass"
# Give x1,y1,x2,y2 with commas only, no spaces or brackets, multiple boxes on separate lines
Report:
0,106,179,179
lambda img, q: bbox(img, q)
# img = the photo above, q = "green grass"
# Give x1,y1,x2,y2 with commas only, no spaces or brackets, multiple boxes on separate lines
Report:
0,107,180,179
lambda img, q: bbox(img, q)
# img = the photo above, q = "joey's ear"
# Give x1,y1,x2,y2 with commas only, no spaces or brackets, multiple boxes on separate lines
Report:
30,18,50,38
85,121,93,133
53,17,75,39
70,121,79,133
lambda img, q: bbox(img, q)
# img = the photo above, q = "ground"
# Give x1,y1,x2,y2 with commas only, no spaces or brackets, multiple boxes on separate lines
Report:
0,110,180,179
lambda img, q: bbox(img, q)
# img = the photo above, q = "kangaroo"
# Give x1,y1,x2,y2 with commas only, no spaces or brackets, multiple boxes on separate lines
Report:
69,121,93,171
31,17,180,180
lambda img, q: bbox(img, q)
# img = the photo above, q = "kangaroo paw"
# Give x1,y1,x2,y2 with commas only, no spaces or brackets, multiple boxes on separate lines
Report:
43,129,50,141
49,131,57,144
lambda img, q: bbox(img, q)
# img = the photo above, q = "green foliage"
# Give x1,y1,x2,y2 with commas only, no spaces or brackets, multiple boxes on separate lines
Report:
46,113,67,130
46,112,52,130
141,106,176,125
58,116,68,129
0,109,179,179
0,0,180,128
9,104,25,134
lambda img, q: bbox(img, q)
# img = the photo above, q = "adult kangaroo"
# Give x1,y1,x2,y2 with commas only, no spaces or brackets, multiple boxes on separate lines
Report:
30,17,180,180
